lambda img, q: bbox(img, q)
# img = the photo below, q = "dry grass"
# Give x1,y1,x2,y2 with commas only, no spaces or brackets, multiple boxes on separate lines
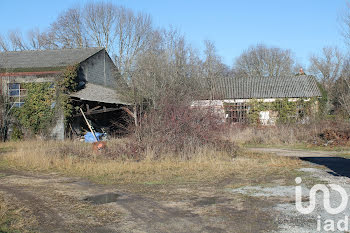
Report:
0,192,37,233
227,120,350,148
0,140,302,185
227,125,316,146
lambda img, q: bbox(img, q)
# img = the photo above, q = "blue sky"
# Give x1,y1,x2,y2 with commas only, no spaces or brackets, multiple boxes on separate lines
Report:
0,0,347,67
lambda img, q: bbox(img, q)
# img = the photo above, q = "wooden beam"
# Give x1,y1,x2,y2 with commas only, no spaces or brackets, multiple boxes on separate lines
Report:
90,106,101,112
80,108,98,142
73,107,120,117
121,107,135,118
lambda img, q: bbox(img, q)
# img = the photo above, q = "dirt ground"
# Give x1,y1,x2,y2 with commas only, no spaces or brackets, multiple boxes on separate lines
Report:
0,166,294,233
2,148,348,233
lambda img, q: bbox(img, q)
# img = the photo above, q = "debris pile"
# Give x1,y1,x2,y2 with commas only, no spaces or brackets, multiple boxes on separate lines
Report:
318,128,350,146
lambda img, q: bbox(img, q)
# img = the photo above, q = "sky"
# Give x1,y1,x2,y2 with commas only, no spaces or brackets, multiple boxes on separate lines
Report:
0,0,347,67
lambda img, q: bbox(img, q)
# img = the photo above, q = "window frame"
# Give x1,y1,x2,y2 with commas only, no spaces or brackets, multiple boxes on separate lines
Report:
224,102,250,123
8,83,26,107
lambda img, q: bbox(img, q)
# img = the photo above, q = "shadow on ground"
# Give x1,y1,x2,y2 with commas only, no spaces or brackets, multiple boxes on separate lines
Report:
301,157,350,178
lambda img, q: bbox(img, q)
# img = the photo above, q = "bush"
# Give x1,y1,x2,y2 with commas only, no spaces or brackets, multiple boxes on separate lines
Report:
10,126,23,141
136,100,237,159
50,99,238,160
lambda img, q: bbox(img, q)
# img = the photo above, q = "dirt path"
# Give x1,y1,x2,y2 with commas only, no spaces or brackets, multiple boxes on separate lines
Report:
0,171,119,233
247,147,343,157
0,168,277,233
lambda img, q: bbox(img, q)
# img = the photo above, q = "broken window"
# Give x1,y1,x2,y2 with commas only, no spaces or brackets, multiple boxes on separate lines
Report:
224,103,249,123
8,83,26,107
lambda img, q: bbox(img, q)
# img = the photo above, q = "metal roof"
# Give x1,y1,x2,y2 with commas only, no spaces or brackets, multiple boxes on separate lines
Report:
213,75,321,99
70,83,129,105
0,47,104,69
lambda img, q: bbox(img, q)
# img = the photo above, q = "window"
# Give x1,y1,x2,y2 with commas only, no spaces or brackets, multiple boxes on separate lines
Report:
225,102,249,123
8,83,26,107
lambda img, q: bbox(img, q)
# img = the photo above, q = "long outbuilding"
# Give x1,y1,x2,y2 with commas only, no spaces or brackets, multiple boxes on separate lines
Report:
193,75,322,125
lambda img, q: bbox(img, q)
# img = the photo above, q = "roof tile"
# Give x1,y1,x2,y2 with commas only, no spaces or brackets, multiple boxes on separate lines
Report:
212,75,321,99
0,47,104,69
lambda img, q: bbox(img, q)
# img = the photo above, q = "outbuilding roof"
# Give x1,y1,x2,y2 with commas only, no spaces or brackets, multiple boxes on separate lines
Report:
70,83,129,105
0,47,104,70
212,75,321,99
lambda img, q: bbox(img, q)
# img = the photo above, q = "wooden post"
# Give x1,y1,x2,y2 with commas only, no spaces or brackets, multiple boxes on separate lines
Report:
86,104,90,114
80,108,98,142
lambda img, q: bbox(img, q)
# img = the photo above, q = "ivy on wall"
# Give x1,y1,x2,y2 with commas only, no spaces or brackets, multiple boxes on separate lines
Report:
12,82,56,135
57,64,80,124
225,98,318,125
11,64,80,137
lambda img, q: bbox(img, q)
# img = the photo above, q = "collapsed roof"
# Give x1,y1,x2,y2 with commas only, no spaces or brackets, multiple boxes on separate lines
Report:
70,83,129,105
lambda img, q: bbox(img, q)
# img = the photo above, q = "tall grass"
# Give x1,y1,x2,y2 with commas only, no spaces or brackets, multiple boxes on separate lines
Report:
1,140,301,184
227,120,350,146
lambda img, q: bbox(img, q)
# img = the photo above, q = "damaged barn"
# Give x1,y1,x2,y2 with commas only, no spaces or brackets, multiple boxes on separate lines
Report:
69,83,131,139
0,47,130,140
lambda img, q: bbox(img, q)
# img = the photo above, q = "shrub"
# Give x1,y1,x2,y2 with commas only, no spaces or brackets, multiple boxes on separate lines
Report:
10,125,23,141
136,99,237,159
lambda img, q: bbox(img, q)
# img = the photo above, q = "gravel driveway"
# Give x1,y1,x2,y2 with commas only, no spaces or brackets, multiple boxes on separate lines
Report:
237,148,350,232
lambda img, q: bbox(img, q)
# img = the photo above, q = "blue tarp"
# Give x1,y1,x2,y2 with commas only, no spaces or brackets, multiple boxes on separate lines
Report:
84,132,104,143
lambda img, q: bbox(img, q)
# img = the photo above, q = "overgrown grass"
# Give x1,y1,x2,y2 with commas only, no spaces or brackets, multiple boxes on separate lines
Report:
0,140,302,185
227,121,350,149
227,125,317,146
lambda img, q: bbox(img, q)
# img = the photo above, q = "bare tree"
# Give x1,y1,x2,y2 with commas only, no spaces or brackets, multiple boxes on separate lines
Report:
0,34,9,51
334,59,350,116
48,8,88,48
116,27,204,130
340,1,350,46
114,7,153,76
0,54,13,141
135,29,201,105
233,44,295,78
83,2,117,52
112,7,153,128
309,46,343,91
203,40,227,99
8,30,28,51
27,28,46,50
308,47,344,115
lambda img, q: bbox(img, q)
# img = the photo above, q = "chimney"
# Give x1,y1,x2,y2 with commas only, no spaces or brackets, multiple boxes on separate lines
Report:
299,68,305,75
